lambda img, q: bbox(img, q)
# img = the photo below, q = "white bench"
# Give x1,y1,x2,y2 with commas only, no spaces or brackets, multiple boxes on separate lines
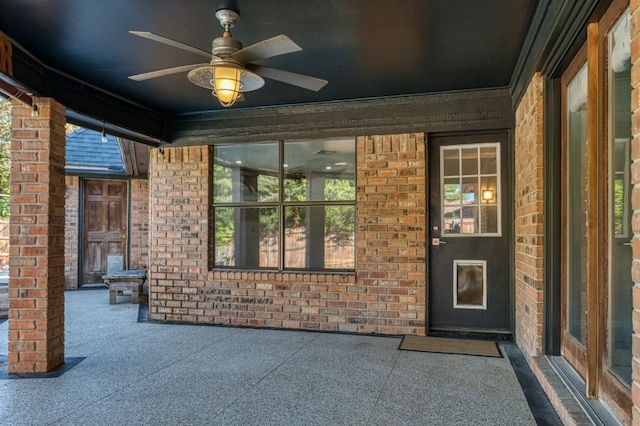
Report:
102,269,147,304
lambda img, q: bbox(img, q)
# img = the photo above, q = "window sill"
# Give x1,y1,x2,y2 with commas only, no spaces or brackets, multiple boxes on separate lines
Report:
209,269,356,283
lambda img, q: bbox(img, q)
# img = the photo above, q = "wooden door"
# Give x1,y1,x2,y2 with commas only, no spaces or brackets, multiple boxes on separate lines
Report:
428,132,512,335
82,179,128,284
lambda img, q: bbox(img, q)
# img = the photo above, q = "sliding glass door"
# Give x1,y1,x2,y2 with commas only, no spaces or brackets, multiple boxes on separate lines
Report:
560,3,632,422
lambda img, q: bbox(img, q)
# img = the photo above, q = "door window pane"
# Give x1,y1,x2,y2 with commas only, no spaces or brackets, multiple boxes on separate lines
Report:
443,178,461,205
607,9,632,386
566,64,588,346
443,150,460,176
480,147,497,174
461,148,478,175
440,144,500,236
480,206,498,234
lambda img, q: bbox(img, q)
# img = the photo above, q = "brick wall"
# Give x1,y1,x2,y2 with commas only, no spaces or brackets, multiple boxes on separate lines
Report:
64,176,79,289
148,146,210,321
513,73,545,360
630,0,640,422
8,98,66,373
129,178,149,269
355,134,426,334
148,133,426,335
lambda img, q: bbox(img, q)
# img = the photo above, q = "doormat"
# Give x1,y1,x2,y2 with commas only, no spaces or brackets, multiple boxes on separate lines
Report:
399,335,502,358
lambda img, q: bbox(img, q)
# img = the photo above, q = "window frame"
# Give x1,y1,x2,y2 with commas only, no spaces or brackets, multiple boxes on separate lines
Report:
439,142,502,237
211,138,357,272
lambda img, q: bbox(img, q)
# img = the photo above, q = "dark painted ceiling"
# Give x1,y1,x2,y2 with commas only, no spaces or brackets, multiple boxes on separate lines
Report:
0,0,591,145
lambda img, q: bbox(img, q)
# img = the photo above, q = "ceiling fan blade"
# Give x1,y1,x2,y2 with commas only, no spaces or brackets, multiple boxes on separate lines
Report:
129,64,209,81
130,31,213,59
246,64,328,92
232,34,302,63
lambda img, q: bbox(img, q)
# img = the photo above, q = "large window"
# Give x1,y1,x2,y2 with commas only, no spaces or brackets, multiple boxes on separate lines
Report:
213,138,356,271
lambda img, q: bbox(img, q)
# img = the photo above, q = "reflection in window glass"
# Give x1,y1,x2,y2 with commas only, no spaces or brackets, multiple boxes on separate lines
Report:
443,150,460,176
566,64,588,346
443,179,461,205
213,163,232,203
607,9,632,386
613,161,625,236
461,148,478,175
214,207,279,268
480,147,497,174
284,138,356,202
284,205,355,270
213,143,279,203
461,206,478,233
213,138,356,271
480,176,497,196
461,177,477,204
325,179,355,201
480,206,498,234
441,144,500,236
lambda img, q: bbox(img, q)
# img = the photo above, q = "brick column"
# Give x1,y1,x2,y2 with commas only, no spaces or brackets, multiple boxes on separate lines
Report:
513,72,545,360
8,98,66,373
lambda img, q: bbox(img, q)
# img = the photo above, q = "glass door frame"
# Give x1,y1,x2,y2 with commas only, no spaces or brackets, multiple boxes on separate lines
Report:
559,0,632,421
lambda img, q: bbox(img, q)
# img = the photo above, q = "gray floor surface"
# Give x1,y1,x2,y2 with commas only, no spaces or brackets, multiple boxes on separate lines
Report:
0,289,538,425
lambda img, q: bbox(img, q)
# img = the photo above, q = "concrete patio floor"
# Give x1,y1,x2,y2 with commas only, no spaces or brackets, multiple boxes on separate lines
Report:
0,289,556,425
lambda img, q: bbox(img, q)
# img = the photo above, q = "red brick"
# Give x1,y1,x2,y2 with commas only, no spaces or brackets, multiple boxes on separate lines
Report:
8,98,66,374
148,137,426,335
513,73,545,360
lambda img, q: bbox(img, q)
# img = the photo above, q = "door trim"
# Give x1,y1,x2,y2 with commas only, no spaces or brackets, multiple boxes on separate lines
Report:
426,130,514,339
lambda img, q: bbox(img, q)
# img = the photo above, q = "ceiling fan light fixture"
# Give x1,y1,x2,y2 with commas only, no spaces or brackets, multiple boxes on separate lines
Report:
212,66,243,106
188,63,264,107
130,7,327,108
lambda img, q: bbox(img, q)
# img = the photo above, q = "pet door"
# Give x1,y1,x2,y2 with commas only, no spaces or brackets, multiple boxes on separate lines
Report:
453,260,487,309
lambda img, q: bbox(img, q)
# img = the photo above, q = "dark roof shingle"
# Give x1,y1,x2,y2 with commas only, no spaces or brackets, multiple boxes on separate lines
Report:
65,128,124,174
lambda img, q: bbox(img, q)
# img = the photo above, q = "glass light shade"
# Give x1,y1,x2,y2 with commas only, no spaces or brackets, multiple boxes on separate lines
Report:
482,189,494,201
212,66,243,107
188,64,264,108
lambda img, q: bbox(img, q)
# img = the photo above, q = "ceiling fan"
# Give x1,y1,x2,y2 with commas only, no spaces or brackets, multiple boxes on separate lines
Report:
129,8,328,107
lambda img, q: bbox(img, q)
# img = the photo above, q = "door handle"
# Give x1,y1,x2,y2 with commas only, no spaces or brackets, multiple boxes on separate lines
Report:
432,238,447,246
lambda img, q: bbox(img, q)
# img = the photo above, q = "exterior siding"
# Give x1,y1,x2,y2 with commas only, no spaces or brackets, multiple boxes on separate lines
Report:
148,134,427,335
